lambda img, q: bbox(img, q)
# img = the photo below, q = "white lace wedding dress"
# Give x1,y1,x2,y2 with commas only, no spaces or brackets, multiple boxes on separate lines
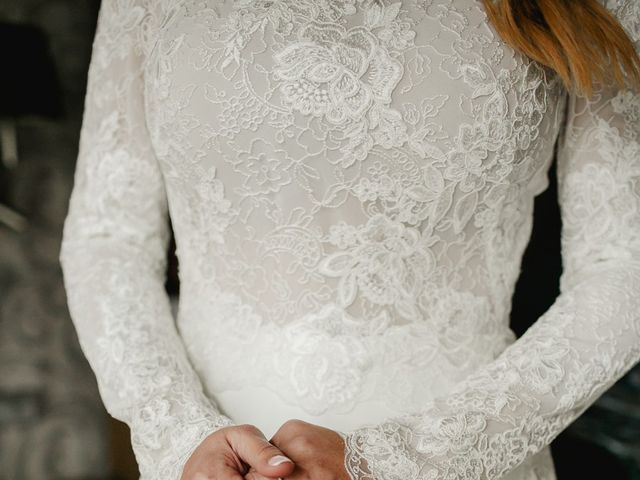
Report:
59,0,640,479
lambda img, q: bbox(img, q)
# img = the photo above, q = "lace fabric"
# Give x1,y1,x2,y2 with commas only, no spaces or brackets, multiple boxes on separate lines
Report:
60,0,640,479
58,2,235,478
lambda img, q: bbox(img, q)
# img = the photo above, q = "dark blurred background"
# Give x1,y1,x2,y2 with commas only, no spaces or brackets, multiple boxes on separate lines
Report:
0,1,638,479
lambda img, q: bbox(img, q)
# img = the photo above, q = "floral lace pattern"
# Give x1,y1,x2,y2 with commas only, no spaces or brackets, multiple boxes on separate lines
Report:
60,0,640,479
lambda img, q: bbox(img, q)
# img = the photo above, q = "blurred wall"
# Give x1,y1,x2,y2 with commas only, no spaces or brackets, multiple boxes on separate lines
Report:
0,1,111,478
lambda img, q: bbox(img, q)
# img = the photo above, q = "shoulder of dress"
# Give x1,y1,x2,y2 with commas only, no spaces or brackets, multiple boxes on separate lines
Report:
599,0,640,45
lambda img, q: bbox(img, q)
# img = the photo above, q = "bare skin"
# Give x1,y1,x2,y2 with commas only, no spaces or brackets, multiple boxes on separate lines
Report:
181,420,351,480
245,419,351,480
180,424,296,480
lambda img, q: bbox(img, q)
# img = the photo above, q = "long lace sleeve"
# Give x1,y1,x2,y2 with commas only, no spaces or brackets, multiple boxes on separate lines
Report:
59,2,234,478
339,3,640,479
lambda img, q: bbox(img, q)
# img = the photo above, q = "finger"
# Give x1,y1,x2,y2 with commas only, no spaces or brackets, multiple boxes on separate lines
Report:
244,467,277,480
227,425,296,478
182,450,247,480
190,472,245,480
183,463,246,480
246,464,307,480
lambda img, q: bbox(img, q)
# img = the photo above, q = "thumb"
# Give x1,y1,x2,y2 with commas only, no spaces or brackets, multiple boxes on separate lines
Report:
227,426,295,478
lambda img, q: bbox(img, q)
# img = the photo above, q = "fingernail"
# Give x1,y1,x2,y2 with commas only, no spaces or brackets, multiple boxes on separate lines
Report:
268,454,293,466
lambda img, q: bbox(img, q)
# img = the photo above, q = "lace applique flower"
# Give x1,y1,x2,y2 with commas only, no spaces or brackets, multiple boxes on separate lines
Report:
561,162,639,269
281,306,371,409
94,148,157,210
377,17,416,50
319,214,435,318
415,411,488,456
274,22,403,125
233,139,294,195
421,288,502,366
132,398,172,450
344,422,422,480
444,94,511,192
191,167,235,245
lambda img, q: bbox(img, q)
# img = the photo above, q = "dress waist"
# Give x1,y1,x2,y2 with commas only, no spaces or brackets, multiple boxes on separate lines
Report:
213,384,402,438
177,290,516,417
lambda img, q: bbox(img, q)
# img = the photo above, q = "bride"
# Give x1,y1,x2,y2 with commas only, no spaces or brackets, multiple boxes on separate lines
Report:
60,0,640,479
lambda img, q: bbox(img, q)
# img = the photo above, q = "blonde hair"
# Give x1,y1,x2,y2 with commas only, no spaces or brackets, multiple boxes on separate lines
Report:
482,0,640,96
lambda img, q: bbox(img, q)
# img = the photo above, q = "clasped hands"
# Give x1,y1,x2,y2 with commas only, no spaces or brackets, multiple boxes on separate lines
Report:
180,419,352,480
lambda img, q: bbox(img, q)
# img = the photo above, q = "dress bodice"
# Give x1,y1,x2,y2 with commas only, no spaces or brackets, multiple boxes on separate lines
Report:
143,0,564,414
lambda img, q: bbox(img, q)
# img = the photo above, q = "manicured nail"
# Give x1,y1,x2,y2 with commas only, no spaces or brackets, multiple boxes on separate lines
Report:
268,454,293,466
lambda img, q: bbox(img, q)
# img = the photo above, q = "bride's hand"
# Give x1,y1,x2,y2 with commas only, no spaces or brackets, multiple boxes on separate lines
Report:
244,419,350,480
180,424,296,480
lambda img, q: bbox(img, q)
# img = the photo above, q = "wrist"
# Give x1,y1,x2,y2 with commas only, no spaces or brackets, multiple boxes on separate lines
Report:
341,422,421,480
127,397,235,479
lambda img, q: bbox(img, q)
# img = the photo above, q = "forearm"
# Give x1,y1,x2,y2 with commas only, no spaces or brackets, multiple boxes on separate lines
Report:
340,259,640,480
60,236,235,478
